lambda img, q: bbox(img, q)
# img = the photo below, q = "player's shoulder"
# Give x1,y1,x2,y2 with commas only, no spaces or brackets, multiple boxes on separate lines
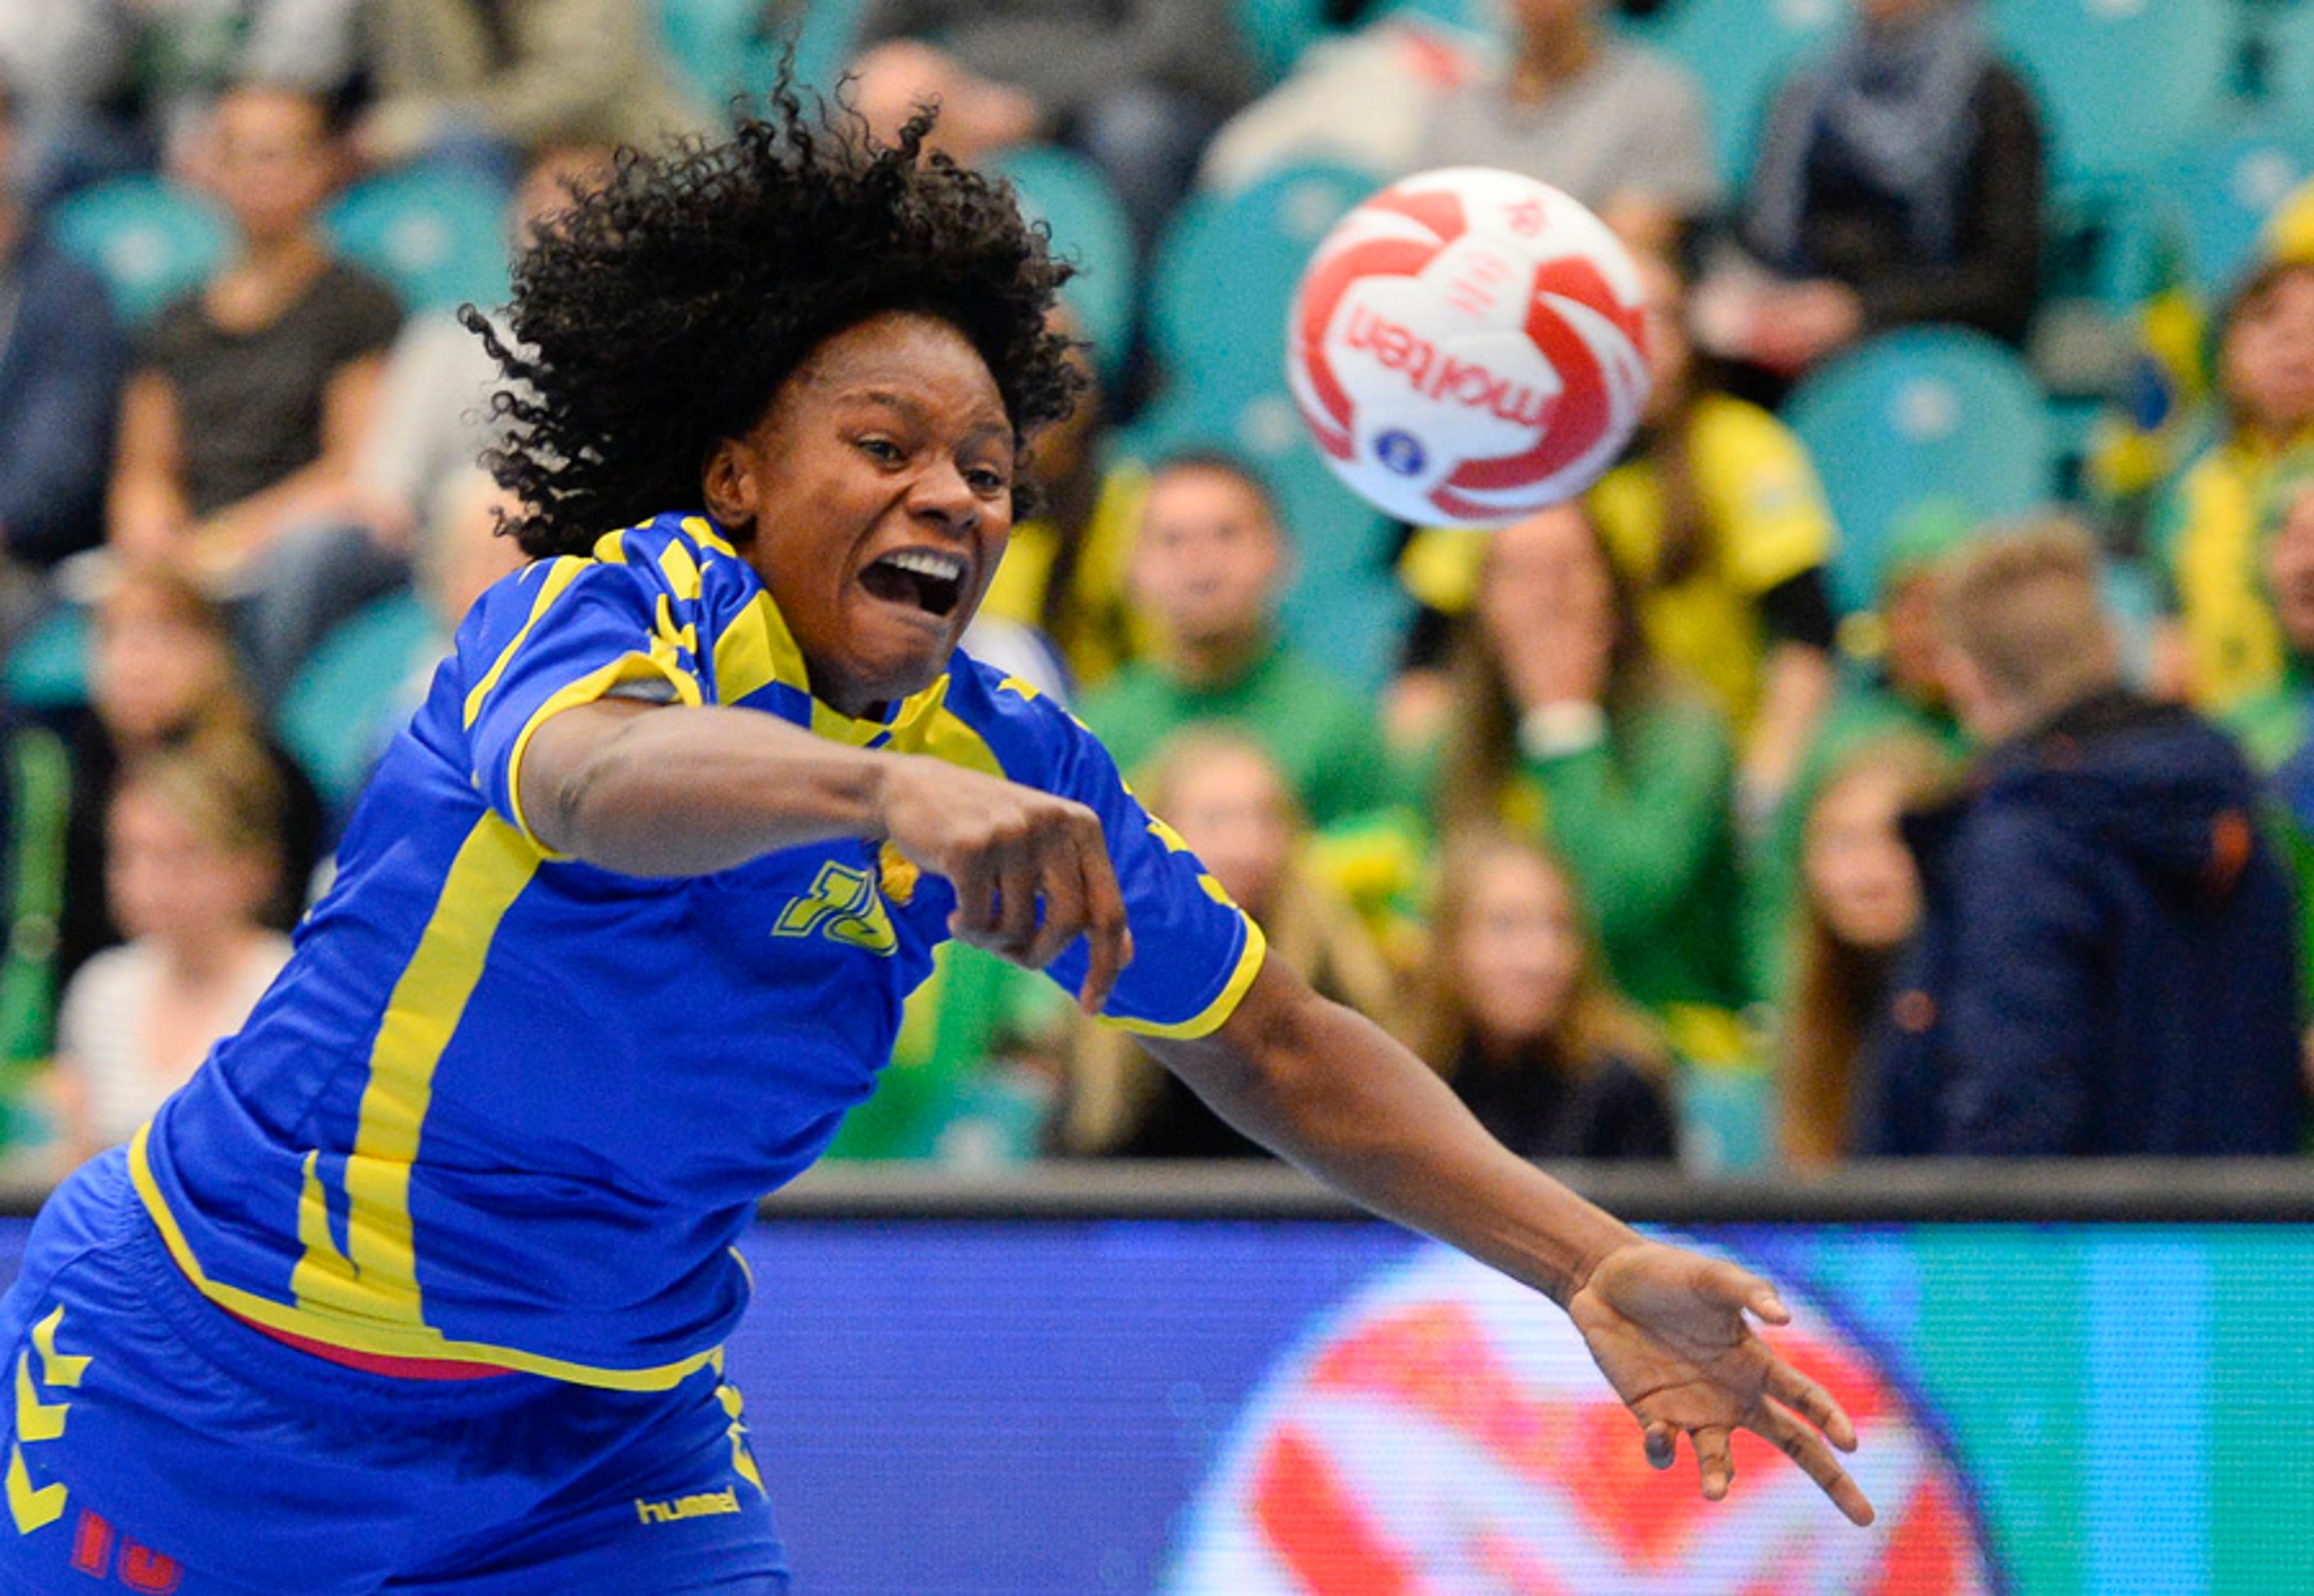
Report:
939,651,1108,781
586,512,757,596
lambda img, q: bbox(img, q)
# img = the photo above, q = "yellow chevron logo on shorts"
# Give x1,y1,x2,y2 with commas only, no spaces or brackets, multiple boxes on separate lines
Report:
8,1306,86,1535
635,1488,741,1526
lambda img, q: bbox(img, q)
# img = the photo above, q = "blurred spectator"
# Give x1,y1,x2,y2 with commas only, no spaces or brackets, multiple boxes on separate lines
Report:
1082,451,1397,827
1413,828,1676,1163
1388,254,1839,812
106,82,402,593
1590,249,1838,827
1199,7,1482,193
354,0,704,181
51,562,324,984
0,705,71,1083
0,0,360,201
2149,259,2314,716
49,732,290,1166
851,0,1253,252
1698,0,2043,388
1056,728,1408,1157
2240,468,2314,1082
0,71,130,643
1434,501,1748,1019
1749,499,1969,999
1858,520,2306,1156
1776,735,1950,1172
973,333,1141,691
1413,0,1715,253
239,141,613,695
2229,463,2314,775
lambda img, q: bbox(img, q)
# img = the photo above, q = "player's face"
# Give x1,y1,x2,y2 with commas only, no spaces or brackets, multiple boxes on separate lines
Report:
1130,466,1286,651
2268,486,2314,652
1802,766,1923,953
1453,850,1586,1051
709,312,1016,717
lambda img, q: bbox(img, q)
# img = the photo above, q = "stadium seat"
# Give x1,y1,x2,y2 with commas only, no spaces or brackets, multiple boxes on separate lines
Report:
1989,0,2240,186
1235,0,1335,87
659,0,776,108
1140,160,1408,687
326,166,512,315
659,0,863,107
2164,118,2314,298
274,592,437,813
0,606,88,713
1784,327,2058,614
1622,0,1844,190
991,146,1137,382
49,176,228,325
1147,159,1376,391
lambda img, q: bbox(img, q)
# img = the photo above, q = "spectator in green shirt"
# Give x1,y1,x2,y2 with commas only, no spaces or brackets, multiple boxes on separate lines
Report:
1082,451,1397,826
1433,501,1749,1021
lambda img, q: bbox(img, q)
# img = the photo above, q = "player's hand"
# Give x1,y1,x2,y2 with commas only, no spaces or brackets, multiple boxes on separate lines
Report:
875,754,1133,1014
1567,1239,1875,1527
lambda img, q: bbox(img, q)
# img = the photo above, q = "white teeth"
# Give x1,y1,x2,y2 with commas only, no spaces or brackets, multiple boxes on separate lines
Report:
883,549,965,583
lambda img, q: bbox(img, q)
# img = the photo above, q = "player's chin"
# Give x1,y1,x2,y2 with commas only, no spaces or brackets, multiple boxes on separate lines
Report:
844,610,966,702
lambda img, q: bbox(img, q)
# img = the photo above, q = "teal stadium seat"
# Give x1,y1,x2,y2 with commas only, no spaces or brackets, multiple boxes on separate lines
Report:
49,177,228,325
659,0,863,107
1989,0,2239,185
2165,119,2314,298
1235,0,1335,88
991,146,1137,383
0,607,89,713
326,167,511,315
275,592,437,813
2250,0,2314,116
1623,0,1845,192
1141,161,1411,689
1784,327,2057,614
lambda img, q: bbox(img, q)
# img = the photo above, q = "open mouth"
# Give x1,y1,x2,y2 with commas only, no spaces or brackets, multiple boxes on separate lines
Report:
859,549,967,619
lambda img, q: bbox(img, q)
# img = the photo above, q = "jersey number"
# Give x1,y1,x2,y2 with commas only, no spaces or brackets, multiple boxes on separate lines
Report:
774,863,897,956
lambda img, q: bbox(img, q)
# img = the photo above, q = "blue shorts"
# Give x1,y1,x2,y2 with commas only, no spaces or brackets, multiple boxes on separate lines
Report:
0,1149,789,1594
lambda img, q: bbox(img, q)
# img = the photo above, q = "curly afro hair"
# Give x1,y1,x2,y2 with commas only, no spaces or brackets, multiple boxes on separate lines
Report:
466,83,1082,558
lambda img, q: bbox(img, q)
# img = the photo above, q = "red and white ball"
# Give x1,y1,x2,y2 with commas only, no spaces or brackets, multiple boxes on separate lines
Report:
1287,167,1653,526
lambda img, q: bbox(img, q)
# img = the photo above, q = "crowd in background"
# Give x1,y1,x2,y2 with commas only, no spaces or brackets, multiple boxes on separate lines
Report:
1,0,2311,1182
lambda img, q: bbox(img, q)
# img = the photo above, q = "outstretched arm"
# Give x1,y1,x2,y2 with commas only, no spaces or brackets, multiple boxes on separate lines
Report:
1147,959,1875,1526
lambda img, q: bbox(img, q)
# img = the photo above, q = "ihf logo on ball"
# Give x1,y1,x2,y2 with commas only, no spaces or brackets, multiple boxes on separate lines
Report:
1287,167,1653,525
1161,1245,2000,1594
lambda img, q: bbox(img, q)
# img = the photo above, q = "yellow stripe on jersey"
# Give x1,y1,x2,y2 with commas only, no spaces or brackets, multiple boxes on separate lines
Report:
680,515,738,557
288,811,539,1336
463,557,587,728
657,537,704,602
1102,915,1268,1039
712,592,813,705
130,1125,723,1390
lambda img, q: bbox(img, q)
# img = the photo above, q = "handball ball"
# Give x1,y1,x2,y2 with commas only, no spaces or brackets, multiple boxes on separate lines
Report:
1286,167,1652,527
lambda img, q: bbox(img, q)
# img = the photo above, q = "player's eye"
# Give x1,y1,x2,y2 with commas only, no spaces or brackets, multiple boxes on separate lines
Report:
964,466,1008,495
855,436,905,465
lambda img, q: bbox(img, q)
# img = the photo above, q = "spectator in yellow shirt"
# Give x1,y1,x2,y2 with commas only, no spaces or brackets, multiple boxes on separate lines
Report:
2151,258,2314,713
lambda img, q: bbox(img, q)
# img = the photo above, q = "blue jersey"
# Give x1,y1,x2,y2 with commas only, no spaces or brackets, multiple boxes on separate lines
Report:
131,513,1265,1391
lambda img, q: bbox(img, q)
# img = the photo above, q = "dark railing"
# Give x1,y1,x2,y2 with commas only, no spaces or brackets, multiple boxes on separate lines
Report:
759,1158,2314,1224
